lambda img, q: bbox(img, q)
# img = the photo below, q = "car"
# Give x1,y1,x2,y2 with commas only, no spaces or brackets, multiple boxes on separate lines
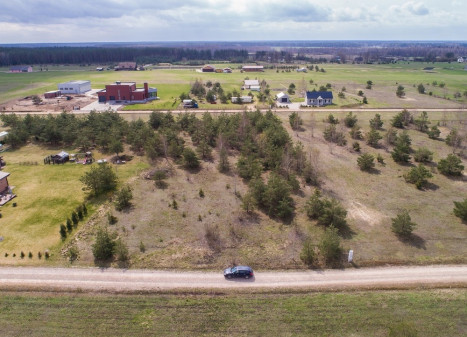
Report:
223,266,254,279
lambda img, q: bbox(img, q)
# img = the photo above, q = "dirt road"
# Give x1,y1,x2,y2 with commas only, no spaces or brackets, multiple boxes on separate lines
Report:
0,265,465,292
1,107,466,115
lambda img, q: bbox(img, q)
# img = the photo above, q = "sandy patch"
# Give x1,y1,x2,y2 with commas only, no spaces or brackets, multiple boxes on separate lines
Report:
348,201,386,229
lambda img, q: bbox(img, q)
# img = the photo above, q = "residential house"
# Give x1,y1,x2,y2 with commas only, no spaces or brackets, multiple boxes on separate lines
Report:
0,171,15,206
304,91,333,106
276,92,290,104
223,68,232,73
97,81,157,103
296,68,307,73
243,79,260,90
9,65,32,73
457,57,465,63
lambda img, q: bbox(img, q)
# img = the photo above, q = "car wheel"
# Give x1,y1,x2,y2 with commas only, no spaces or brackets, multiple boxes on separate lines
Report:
245,275,250,279
227,275,232,279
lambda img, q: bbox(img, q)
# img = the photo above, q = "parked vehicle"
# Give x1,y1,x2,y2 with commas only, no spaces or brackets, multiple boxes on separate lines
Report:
223,266,254,279
182,99,198,108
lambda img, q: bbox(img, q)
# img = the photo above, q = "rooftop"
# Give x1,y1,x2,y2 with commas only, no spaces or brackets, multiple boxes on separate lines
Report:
0,171,10,180
306,91,333,99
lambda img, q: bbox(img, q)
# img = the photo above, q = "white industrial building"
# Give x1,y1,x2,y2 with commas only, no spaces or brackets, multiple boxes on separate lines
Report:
58,80,91,94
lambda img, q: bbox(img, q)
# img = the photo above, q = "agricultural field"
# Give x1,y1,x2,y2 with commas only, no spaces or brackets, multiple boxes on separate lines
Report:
0,62,466,112
0,289,465,336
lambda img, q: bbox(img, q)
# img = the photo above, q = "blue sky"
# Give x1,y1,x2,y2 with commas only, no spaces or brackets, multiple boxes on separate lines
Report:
0,0,465,43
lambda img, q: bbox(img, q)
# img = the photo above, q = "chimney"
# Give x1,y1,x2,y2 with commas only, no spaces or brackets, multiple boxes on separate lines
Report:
144,82,149,96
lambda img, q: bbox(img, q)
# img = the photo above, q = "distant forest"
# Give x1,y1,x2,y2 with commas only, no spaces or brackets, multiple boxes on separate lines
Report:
0,41,466,66
0,47,249,66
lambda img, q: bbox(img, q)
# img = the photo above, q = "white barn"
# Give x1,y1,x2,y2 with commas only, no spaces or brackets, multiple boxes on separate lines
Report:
276,92,290,103
58,80,91,94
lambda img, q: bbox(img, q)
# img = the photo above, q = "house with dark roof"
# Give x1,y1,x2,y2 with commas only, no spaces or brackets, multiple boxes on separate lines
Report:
202,65,216,72
304,91,333,106
9,65,32,73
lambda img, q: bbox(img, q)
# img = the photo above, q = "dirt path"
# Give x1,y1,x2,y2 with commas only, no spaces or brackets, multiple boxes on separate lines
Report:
1,108,466,115
0,265,465,292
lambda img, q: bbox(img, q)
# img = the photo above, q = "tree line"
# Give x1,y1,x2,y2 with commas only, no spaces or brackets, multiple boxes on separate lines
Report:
0,47,249,66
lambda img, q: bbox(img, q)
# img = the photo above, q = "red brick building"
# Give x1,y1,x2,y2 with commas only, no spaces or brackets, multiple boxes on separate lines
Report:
97,82,157,103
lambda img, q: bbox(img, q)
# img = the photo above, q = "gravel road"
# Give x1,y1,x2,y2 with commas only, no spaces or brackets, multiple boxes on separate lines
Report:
0,265,466,292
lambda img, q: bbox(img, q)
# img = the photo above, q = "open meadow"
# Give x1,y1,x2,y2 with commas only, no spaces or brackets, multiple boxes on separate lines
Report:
0,62,466,112
0,289,465,336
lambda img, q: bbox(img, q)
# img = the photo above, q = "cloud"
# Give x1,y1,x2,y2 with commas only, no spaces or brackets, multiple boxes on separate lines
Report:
391,2,430,16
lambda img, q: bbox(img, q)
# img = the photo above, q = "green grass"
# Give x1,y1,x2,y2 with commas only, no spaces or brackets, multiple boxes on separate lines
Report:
1,63,466,110
0,289,464,336
0,144,149,263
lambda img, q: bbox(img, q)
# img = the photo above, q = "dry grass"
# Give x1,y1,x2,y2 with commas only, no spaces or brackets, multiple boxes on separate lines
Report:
66,110,467,270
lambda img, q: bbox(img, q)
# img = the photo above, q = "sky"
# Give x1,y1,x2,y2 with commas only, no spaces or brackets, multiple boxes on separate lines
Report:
0,0,465,43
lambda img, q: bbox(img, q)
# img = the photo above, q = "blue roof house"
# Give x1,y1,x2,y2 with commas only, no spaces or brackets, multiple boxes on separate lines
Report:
304,91,333,106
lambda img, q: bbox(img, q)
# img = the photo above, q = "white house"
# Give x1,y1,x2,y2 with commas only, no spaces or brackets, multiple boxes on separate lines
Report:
231,96,253,103
457,57,465,63
296,68,307,73
276,92,290,103
58,80,91,94
243,79,260,89
304,91,333,106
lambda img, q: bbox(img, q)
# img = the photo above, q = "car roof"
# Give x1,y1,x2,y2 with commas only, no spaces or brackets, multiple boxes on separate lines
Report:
235,266,253,271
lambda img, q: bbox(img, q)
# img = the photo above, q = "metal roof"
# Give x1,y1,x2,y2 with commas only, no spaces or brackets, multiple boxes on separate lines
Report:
306,91,333,99
0,171,10,180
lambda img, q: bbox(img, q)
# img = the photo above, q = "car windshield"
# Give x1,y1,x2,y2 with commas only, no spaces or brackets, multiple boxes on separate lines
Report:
231,267,237,272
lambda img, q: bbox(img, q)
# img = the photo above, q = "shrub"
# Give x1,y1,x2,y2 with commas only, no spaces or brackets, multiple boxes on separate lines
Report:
82,203,88,216
289,112,303,130
114,238,129,262
80,163,118,196
28,252,33,258
377,154,385,164
349,125,363,140
324,125,347,146
241,192,257,213
4,253,8,257
66,220,72,233
438,154,464,176
92,227,115,260
319,226,342,266
114,184,133,211
45,251,50,259
357,90,364,96
413,148,433,163
107,212,118,225
427,125,440,139
182,147,200,169
404,164,433,189
306,191,347,228
300,239,316,266
369,113,383,130
198,214,202,221
68,245,79,262
362,96,368,104
59,224,67,239
77,208,83,220
139,241,146,253
305,190,324,219
153,170,168,188
199,188,205,198
357,153,375,171
172,199,178,209
391,210,417,237
327,114,339,124
20,251,25,259
71,211,79,225
218,148,230,173
344,112,357,127
417,83,425,94
366,129,382,147
352,142,360,152
453,198,467,221
38,252,42,259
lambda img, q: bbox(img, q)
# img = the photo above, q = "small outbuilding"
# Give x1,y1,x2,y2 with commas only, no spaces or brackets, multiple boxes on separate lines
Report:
276,92,290,103
58,80,91,94
202,65,216,72
231,96,253,103
243,79,260,89
10,65,32,73
44,90,61,99
0,171,15,206
115,62,137,71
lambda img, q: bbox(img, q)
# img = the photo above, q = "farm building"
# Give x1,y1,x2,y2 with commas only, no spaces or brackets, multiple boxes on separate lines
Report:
243,79,260,89
304,91,333,106
276,92,290,103
115,62,137,71
223,68,232,73
0,131,8,141
296,68,307,72
202,65,216,72
97,81,157,103
0,171,15,206
231,96,253,103
58,80,91,94
242,65,264,72
457,57,465,63
9,65,32,73
44,90,61,99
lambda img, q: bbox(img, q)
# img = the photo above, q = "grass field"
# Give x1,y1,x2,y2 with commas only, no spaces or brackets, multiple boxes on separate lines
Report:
1,62,466,111
0,144,149,264
0,289,464,336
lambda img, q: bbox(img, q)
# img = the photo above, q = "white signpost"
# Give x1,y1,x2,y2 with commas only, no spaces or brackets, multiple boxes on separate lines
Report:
348,250,354,263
